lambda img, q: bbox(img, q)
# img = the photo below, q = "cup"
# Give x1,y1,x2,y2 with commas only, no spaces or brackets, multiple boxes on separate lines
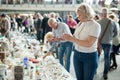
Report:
40,46,43,53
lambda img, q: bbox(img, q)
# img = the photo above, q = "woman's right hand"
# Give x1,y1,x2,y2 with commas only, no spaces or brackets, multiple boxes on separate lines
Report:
62,33,73,41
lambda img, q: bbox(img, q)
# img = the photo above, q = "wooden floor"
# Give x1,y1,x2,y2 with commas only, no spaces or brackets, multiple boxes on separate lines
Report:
70,52,120,80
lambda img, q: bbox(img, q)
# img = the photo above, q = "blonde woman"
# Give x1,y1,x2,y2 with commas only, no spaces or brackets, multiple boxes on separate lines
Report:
62,3,101,80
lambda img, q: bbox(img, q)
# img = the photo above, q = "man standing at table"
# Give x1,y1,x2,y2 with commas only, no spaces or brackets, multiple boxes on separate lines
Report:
47,18,73,72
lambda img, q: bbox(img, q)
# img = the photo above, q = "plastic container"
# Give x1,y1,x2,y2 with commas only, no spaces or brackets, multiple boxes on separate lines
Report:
23,56,28,68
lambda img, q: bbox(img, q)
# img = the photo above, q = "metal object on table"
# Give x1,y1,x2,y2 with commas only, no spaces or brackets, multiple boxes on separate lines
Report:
14,66,24,80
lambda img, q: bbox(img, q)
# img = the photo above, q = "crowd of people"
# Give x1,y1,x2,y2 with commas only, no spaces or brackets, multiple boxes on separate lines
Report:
0,2,120,80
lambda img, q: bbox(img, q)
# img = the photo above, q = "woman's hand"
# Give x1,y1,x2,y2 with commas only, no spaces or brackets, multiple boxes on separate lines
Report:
47,37,63,42
62,33,73,41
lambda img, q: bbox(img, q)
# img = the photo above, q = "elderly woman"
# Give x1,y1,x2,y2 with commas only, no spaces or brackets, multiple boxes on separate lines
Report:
109,13,120,70
62,3,101,80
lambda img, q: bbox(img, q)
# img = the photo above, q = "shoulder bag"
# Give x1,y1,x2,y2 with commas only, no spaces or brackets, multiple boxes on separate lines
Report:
97,20,111,56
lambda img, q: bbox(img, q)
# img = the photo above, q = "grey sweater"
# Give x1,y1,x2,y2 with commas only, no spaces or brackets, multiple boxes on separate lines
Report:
98,18,117,44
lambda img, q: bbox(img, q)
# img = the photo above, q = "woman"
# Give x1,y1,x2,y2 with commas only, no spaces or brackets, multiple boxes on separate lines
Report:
62,3,101,80
67,15,77,34
109,13,120,70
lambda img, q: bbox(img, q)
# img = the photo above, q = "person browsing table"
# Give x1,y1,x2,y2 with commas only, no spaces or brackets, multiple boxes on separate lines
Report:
62,3,101,80
47,18,73,72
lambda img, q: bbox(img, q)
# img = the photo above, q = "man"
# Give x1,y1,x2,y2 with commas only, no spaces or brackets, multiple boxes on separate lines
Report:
0,14,10,40
34,13,42,42
47,18,73,72
98,7,117,79
41,14,51,43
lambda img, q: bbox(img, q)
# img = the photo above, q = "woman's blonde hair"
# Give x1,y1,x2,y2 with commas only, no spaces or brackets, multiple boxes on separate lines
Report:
77,3,95,20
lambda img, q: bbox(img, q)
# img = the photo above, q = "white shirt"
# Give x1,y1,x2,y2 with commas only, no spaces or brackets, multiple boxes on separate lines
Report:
74,20,101,53
53,22,72,42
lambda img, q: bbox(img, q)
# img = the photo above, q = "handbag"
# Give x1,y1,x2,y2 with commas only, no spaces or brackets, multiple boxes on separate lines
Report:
97,40,102,56
97,20,111,55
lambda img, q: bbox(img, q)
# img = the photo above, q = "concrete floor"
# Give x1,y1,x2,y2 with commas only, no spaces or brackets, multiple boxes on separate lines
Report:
70,52,120,80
